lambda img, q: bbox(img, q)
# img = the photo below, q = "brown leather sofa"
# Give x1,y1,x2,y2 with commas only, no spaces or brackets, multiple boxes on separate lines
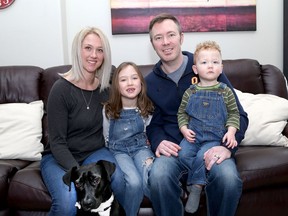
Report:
1,59,288,216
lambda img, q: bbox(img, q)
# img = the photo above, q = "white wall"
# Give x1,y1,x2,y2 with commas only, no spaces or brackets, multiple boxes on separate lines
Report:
0,0,284,72
0,0,64,67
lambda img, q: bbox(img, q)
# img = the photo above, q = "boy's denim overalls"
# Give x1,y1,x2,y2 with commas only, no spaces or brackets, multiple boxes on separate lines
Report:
179,83,228,185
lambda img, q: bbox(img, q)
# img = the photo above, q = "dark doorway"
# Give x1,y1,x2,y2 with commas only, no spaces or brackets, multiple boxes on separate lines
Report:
284,0,288,78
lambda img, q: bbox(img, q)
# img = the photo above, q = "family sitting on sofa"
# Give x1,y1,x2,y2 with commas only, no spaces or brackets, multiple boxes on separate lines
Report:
1,13,288,216
40,13,246,216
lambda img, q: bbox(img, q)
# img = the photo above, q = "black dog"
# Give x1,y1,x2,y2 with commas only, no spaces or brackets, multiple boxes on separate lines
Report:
63,160,125,216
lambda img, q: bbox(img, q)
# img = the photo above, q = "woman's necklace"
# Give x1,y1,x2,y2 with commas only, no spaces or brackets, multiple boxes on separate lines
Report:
81,89,94,110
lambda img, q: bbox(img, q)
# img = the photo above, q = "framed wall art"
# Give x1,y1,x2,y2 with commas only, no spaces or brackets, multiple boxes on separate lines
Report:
110,0,256,35
0,0,15,10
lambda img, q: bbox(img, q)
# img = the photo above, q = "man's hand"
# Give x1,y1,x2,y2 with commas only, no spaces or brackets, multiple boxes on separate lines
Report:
155,140,181,157
203,146,231,170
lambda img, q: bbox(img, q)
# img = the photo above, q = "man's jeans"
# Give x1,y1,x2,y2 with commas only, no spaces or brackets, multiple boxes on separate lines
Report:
148,155,242,216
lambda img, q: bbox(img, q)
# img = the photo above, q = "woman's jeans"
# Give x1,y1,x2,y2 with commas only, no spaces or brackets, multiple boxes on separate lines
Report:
40,147,125,216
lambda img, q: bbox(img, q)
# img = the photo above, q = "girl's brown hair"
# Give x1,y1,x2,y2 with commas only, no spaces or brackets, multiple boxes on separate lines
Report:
104,62,154,119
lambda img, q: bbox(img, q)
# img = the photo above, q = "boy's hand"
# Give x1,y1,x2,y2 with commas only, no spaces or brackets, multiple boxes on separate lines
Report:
223,127,238,149
180,126,196,143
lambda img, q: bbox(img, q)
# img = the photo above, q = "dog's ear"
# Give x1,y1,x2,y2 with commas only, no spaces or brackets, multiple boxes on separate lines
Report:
63,166,78,191
98,160,116,180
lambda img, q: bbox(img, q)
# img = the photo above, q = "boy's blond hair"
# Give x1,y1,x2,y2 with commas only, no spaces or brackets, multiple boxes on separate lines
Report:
193,41,222,64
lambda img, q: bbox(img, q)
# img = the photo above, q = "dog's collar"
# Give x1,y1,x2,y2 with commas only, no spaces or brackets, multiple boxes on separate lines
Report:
75,194,114,216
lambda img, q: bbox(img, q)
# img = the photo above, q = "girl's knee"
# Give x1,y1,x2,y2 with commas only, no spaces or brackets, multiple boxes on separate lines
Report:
144,156,154,166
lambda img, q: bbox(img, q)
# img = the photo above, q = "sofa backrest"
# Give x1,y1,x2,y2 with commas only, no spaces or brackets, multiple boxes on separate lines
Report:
40,65,72,109
39,65,72,145
138,59,288,99
1,58,287,146
0,66,43,104
223,59,288,99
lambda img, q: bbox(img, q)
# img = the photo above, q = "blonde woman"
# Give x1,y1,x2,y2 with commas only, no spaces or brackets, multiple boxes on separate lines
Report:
40,27,126,215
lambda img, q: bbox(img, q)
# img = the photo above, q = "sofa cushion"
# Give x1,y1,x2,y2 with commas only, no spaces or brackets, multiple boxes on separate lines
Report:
236,146,288,190
0,101,44,161
0,163,18,209
8,161,51,210
235,89,288,147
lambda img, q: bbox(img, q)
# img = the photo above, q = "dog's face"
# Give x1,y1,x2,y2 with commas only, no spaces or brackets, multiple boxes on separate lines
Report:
63,160,116,212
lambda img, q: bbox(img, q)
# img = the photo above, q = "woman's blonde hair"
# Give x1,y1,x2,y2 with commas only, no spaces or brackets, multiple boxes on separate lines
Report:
61,27,112,91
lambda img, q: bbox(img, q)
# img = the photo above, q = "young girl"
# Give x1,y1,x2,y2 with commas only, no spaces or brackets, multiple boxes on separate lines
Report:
103,61,154,216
